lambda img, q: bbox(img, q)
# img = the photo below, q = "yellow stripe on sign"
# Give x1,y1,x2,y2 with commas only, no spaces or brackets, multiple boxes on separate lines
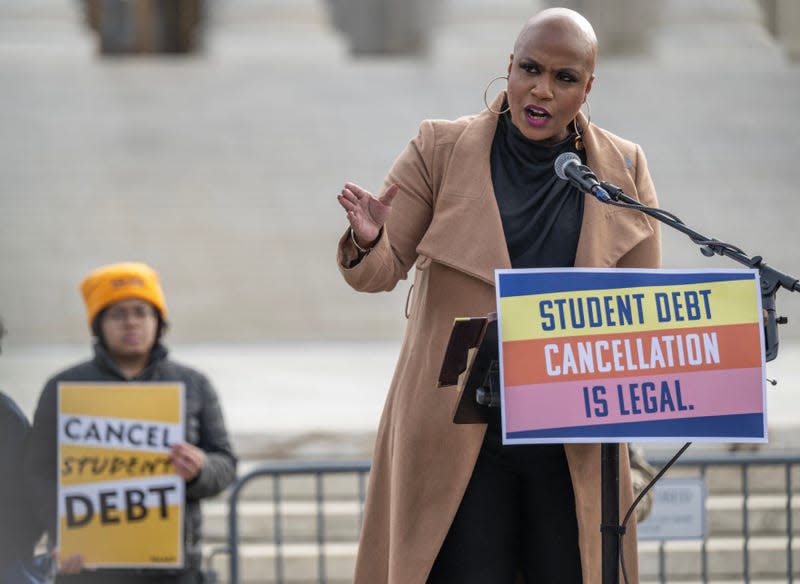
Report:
500,280,760,342
60,444,175,486
59,383,182,422
59,504,182,567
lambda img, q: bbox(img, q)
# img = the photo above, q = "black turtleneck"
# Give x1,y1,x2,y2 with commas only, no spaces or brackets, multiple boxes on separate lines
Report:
490,112,585,269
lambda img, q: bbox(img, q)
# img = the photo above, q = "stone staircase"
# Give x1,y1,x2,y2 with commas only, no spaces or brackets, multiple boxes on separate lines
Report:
637,461,800,582
196,455,800,583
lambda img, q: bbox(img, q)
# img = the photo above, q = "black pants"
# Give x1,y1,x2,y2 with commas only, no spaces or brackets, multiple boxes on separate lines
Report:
56,569,203,583
428,414,582,584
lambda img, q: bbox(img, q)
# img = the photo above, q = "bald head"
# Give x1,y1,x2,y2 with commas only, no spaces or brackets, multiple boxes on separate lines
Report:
514,8,598,72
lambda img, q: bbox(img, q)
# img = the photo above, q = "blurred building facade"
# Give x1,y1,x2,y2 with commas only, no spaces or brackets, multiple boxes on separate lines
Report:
1,0,799,346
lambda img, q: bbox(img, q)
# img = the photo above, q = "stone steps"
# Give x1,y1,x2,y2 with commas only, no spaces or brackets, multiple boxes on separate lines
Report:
201,493,800,544
639,537,800,581
203,500,363,543
198,457,800,583
203,542,358,584
228,454,800,496
201,539,800,583
202,539,800,583
662,462,800,496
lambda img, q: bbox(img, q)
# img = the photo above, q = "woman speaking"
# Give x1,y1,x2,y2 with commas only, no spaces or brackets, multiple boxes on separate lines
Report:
336,7,660,583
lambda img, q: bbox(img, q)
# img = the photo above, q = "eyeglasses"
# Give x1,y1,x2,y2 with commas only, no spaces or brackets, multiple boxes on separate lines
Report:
104,305,157,323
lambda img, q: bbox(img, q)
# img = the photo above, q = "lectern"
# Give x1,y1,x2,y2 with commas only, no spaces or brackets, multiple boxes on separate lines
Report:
438,312,624,583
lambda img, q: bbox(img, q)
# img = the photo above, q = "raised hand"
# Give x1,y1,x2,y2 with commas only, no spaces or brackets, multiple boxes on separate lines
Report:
337,182,400,248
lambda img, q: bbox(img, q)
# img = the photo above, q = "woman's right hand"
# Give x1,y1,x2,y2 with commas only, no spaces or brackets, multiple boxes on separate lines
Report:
337,182,400,248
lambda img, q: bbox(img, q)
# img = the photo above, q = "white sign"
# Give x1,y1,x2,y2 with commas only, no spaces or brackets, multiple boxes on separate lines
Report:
637,477,706,540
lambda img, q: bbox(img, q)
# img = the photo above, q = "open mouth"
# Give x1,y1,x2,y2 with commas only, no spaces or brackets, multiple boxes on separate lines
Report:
524,105,551,121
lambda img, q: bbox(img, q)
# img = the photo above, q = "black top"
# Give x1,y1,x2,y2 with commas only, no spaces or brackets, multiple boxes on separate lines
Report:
0,392,41,571
490,112,585,269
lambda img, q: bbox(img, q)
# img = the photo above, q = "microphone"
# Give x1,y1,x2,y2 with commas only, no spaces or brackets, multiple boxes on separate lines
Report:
554,152,611,202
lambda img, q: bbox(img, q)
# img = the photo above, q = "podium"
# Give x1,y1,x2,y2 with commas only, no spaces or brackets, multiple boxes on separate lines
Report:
437,313,498,424
438,312,624,584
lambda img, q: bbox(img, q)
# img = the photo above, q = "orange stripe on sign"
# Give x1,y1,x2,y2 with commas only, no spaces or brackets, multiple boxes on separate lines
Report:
502,322,762,386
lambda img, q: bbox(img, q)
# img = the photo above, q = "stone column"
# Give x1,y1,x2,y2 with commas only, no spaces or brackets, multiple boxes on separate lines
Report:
774,0,800,61
540,0,662,55
87,0,204,54
324,0,442,55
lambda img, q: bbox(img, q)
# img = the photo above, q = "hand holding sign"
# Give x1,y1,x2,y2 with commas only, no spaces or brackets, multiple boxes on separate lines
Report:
169,442,206,481
57,382,186,568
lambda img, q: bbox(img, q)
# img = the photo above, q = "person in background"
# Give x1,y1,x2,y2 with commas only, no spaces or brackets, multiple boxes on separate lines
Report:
24,262,237,583
336,7,660,583
0,319,47,584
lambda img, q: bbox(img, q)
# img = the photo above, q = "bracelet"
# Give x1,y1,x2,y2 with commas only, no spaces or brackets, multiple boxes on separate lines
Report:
350,228,373,254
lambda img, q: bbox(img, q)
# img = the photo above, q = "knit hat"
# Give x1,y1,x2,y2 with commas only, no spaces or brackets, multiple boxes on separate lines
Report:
80,262,168,325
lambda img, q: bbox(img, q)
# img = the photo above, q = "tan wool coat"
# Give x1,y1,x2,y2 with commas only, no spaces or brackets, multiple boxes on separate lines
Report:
338,92,661,584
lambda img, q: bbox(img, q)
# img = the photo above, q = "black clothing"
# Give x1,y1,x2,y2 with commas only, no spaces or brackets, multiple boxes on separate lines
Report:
55,569,203,583
0,392,42,582
24,343,237,580
490,112,584,269
428,414,582,584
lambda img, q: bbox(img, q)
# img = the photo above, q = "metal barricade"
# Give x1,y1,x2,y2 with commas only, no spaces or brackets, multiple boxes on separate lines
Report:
227,460,370,584
645,452,800,583
221,453,800,584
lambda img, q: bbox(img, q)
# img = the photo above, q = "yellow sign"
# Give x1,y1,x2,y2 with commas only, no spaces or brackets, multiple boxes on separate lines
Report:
57,383,185,568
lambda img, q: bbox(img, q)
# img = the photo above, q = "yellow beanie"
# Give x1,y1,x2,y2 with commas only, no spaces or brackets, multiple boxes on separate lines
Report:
80,262,168,325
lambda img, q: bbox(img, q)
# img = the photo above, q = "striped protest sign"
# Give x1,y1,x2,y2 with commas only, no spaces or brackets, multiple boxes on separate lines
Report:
495,268,767,443
57,382,185,568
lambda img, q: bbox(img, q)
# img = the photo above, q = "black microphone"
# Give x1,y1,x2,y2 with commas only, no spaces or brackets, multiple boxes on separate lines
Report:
554,152,611,202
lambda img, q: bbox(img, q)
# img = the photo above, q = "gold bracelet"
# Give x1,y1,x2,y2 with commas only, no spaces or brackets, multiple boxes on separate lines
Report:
350,228,372,254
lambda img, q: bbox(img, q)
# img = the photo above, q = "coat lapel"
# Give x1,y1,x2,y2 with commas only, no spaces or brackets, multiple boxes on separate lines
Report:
415,101,655,283
416,97,510,285
574,112,654,268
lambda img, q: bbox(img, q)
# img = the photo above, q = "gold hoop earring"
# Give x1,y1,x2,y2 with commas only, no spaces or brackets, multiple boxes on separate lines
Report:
483,75,510,115
573,99,592,151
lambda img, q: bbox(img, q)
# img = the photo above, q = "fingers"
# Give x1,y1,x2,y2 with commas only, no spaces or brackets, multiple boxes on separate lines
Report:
339,182,369,205
56,551,85,574
337,193,357,213
170,442,206,481
338,182,400,209
337,182,369,213
344,182,371,199
337,182,400,245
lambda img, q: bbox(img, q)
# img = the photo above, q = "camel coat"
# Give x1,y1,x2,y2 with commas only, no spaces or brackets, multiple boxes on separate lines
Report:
338,92,660,584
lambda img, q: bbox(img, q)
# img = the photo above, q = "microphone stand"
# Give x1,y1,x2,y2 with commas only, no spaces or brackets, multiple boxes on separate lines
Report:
599,181,799,362
592,180,800,584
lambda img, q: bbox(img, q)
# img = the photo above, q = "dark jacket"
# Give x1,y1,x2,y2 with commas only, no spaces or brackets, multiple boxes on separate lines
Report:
0,392,41,576
23,343,237,572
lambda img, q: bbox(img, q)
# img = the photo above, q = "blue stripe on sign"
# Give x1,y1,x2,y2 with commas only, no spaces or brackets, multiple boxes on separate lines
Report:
497,270,756,298
505,413,764,440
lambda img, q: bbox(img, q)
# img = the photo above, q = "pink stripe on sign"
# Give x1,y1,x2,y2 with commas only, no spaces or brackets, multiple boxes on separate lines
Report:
504,367,764,433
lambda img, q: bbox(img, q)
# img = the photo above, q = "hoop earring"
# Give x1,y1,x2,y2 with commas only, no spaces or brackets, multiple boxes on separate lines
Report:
483,75,510,115
573,99,592,151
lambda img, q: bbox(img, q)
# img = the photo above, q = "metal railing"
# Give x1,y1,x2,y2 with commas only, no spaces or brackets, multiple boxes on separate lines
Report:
220,453,800,584
644,452,800,583
226,460,370,584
